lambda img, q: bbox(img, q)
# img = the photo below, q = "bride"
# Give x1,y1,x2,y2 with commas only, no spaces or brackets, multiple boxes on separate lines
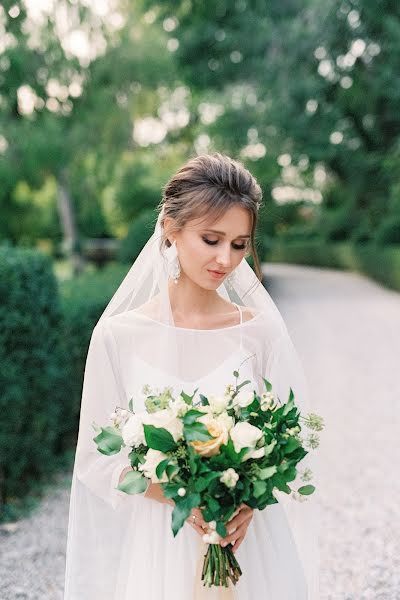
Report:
63,153,319,599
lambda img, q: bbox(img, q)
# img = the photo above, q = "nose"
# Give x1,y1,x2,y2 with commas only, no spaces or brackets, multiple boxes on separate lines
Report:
215,242,232,269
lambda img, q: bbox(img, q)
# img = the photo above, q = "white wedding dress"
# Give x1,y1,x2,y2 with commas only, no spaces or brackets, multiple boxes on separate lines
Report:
64,302,317,599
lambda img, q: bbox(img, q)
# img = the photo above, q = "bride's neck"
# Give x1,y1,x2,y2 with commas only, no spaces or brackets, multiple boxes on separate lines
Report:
168,278,223,317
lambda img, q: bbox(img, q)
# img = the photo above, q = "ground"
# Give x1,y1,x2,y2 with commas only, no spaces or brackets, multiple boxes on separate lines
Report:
1,263,399,599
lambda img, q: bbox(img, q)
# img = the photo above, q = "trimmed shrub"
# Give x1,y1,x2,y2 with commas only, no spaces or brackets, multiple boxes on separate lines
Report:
374,215,400,246
0,247,67,510
59,263,130,446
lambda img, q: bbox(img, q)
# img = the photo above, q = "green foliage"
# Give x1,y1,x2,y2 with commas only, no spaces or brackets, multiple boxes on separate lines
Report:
0,246,67,507
117,470,148,494
374,215,400,246
93,426,124,455
59,263,129,445
117,210,158,264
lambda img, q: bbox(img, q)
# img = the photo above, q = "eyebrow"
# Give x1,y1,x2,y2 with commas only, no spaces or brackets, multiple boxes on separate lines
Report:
201,229,251,238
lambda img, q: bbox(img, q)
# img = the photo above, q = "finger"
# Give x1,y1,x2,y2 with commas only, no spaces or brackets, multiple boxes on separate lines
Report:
225,512,252,535
232,536,244,553
220,523,247,547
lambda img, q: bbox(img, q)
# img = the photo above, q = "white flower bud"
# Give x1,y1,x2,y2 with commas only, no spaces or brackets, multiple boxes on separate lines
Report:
177,487,186,497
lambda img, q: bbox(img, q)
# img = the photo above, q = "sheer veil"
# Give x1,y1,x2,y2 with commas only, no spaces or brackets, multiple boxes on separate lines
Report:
64,205,320,599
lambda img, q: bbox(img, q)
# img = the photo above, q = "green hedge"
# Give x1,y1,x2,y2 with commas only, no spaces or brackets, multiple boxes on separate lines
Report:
0,247,67,515
59,263,130,445
267,240,400,291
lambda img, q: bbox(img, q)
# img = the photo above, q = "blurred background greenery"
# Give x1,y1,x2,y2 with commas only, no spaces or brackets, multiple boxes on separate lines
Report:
1,0,399,519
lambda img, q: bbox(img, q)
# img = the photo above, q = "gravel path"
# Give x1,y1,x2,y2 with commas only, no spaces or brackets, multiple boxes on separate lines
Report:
1,263,399,599
264,264,400,600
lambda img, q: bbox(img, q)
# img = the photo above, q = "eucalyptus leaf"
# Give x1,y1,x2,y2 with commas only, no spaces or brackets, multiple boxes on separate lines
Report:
116,470,148,494
298,484,315,495
93,426,123,455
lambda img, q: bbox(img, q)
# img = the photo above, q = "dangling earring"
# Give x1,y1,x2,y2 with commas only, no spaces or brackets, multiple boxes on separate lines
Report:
165,240,181,284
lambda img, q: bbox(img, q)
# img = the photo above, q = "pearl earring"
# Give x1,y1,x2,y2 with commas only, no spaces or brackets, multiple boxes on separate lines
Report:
165,240,181,284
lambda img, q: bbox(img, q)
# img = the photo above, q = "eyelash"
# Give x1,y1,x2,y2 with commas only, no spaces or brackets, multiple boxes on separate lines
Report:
202,238,247,251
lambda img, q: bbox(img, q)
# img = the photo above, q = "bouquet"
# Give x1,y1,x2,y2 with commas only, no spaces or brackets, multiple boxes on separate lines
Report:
92,368,324,589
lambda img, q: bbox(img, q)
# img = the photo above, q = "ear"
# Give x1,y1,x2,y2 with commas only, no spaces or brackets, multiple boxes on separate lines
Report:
163,216,175,244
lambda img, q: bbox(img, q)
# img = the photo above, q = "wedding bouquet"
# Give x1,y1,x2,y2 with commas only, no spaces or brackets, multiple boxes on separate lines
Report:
92,369,324,588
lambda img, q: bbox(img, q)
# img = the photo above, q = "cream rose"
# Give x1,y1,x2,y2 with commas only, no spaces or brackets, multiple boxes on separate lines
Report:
191,414,229,457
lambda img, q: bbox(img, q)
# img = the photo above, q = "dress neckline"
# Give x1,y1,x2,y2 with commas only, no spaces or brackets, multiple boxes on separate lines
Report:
130,304,263,333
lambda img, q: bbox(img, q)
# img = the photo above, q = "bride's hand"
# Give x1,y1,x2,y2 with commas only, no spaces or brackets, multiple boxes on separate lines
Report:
219,503,254,553
186,507,208,537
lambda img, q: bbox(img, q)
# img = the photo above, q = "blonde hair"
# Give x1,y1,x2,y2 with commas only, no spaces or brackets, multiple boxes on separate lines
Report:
157,153,263,280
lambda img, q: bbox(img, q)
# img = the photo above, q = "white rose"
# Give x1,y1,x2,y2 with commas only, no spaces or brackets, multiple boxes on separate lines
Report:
215,412,234,432
230,421,264,453
121,413,145,447
208,394,230,415
143,408,183,442
170,397,189,418
138,448,169,483
232,389,255,409
242,446,266,462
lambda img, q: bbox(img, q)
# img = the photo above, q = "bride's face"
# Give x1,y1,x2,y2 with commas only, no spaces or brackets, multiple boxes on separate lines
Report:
167,204,252,290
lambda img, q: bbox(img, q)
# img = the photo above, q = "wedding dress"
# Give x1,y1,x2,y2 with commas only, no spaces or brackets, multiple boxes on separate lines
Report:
63,301,318,599
63,205,319,599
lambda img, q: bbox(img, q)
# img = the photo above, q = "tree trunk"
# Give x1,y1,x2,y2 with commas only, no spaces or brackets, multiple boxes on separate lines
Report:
56,169,84,277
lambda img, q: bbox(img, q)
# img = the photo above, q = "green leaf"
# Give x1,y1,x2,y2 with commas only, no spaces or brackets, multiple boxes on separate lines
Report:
258,465,277,479
143,424,177,452
183,421,214,442
194,472,221,493
171,493,201,536
253,480,267,498
282,396,295,416
155,458,170,479
128,397,134,412
199,394,210,406
282,437,301,454
182,408,206,426
166,463,179,479
216,521,227,537
116,470,148,494
207,496,220,514
181,390,196,405
93,426,123,455
263,439,277,456
262,377,272,392
298,484,315,495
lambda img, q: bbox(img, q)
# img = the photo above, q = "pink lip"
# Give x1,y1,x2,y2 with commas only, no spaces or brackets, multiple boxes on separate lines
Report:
208,269,226,278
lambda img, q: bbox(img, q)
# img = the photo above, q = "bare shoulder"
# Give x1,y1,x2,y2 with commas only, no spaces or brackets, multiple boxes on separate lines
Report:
241,306,258,323
134,295,161,319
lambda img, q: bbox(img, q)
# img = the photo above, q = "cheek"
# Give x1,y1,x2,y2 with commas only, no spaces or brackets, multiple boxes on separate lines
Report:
180,238,213,266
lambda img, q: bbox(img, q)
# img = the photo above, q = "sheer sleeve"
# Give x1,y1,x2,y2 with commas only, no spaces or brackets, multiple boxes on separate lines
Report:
73,318,133,510
265,329,321,600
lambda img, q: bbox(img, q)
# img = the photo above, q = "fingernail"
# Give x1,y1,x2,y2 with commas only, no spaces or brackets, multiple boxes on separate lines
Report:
221,541,226,547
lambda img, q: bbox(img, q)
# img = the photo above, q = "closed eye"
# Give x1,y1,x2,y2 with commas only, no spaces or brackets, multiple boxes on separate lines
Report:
202,238,247,251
